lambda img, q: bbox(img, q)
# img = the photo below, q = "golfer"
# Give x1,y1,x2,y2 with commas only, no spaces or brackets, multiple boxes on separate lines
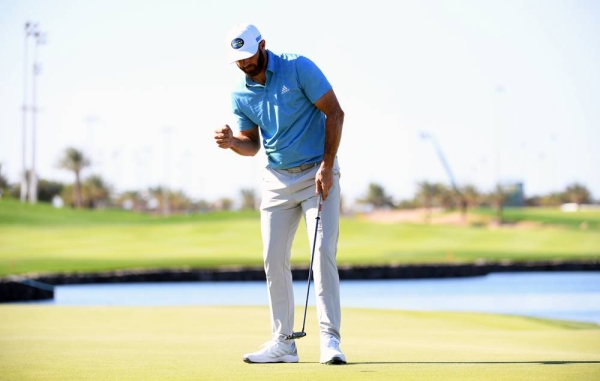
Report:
214,23,346,365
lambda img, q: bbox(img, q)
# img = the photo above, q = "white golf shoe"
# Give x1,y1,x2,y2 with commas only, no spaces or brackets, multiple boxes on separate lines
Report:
243,340,299,363
320,336,347,365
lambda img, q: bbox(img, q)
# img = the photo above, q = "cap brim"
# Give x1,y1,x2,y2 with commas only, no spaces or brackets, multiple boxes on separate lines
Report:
228,49,256,64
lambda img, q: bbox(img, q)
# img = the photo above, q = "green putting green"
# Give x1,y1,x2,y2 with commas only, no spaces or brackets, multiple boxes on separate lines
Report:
1,305,598,380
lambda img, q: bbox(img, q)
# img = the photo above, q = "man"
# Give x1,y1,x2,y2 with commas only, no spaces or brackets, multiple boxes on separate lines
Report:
214,23,346,365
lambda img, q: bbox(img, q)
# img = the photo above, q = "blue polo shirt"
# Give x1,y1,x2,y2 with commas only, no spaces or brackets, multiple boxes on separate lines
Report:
231,50,332,169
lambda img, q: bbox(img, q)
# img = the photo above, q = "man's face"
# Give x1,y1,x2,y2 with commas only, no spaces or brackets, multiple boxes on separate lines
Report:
236,45,265,77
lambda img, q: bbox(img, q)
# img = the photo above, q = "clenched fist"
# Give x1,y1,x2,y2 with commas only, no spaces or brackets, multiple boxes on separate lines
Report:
214,125,233,149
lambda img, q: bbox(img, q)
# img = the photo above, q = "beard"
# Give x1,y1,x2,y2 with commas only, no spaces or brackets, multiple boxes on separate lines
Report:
241,49,266,77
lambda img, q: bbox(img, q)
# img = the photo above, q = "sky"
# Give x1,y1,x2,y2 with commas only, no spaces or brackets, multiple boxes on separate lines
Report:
1,0,599,206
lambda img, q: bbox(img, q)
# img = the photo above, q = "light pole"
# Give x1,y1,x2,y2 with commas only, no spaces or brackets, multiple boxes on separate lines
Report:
21,22,37,202
28,26,47,204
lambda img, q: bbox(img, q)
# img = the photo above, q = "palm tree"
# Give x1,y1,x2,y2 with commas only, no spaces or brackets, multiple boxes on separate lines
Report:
489,184,508,225
57,147,90,208
460,184,481,224
416,181,442,223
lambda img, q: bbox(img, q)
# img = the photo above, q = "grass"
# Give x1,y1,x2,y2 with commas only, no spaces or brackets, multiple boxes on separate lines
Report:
474,207,600,230
1,198,599,276
0,305,599,380
1,199,599,380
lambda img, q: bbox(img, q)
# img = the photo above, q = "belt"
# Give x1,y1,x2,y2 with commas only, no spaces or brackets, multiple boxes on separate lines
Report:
280,162,318,173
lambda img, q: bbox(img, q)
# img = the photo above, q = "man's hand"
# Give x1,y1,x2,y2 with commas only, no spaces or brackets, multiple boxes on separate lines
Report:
316,164,334,201
214,125,234,149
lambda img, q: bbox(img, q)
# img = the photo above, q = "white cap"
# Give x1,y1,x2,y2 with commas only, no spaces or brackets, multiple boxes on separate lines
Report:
227,23,263,63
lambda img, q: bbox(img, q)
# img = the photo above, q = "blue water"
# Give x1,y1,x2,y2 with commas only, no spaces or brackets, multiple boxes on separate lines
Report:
24,272,600,325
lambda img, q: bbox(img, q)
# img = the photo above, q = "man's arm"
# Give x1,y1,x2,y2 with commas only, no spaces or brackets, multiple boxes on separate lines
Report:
314,88,344,200
214,125,261,156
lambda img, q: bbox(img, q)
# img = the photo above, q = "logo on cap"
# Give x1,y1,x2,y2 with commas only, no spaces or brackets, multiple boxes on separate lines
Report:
231,38,244,50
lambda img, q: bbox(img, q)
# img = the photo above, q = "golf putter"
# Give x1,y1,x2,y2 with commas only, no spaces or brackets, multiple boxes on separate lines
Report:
287,194,323,340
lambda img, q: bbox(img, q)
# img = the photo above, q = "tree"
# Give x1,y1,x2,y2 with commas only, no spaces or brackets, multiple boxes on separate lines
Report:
216,197,234,211
168,190,192,213
37,179,64,203
563,183,591,205
489,184,508,225
462,185,481,209
83,175,112,208
116,190,143,211
57,147,90,208
240,188,257,210
437,184,455,209
361,183,395,209
416,181,443,223
458,184,481,224
540,192,565,207
147,186,192,214
0,164,8,198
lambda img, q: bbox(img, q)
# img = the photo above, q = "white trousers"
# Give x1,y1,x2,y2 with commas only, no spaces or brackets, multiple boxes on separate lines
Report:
260,159,341,342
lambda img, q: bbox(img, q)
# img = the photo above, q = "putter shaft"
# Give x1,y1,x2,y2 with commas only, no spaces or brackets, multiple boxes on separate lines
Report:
287,195,322,340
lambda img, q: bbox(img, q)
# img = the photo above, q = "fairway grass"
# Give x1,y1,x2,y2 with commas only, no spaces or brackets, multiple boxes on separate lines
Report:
2,199,600,276
1,305,599,380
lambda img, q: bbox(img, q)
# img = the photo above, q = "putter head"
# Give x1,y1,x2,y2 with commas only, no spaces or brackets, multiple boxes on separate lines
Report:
287,332,307,340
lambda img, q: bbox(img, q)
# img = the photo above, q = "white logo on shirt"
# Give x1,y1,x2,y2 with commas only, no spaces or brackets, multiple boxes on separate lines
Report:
281,85,290,94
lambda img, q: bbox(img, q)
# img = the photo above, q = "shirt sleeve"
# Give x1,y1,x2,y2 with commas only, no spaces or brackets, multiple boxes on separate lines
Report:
295,56,332,104
231,93,256,131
